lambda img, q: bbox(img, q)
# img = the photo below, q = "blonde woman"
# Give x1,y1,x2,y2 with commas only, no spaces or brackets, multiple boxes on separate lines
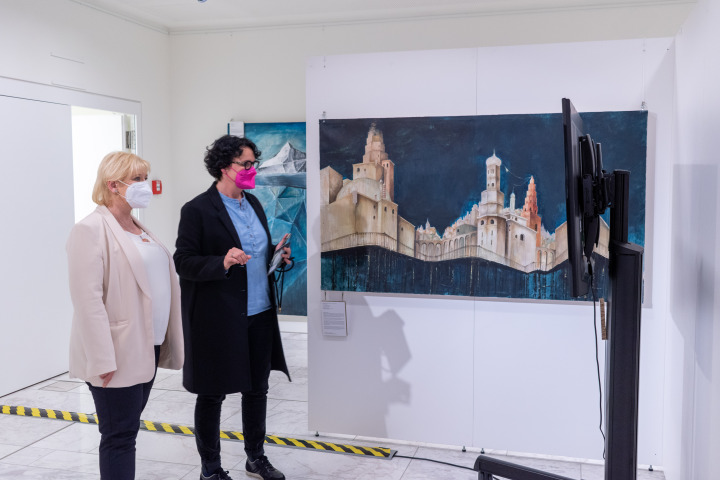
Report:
66,152,183,480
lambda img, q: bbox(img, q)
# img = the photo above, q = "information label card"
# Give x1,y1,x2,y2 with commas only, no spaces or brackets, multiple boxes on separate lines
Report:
321,301,348,337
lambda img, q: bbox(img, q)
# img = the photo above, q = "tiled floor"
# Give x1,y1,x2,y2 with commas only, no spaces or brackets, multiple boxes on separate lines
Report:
0,321,664,480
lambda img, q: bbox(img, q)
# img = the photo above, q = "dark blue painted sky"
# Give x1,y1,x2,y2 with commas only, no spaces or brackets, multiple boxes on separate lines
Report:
319,112,647,245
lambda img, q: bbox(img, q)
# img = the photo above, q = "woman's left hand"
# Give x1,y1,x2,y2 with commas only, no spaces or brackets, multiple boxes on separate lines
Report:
275,233,292,265
99,370,116,388
282,244,292,264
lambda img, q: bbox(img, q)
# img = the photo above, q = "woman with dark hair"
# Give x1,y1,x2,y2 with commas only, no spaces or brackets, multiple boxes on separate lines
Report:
174,135,291,480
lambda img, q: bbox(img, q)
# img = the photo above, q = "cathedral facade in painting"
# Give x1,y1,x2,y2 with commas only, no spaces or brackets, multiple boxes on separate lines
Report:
321,124,609,275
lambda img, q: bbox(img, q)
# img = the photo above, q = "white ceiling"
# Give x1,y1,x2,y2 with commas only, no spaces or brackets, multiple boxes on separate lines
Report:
70,0,696,34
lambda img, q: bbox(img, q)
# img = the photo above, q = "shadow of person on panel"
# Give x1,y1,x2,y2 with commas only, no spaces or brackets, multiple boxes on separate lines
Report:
359,294,411,437
322,293,412,438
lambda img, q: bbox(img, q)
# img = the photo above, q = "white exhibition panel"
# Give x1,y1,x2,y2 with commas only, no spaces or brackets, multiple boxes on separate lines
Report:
470,38,673,463
473,300,605,456
313,48,479,119
307,38,674,463
474,39,659,114
0,95,74,396
475,302,662,462
309,293,476,445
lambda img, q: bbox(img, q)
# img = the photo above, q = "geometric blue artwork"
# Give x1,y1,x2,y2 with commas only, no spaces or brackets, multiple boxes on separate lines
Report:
244,122,307,315
319,112,647,301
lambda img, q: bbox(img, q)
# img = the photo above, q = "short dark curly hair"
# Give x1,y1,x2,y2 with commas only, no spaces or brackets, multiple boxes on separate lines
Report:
204,135,262,180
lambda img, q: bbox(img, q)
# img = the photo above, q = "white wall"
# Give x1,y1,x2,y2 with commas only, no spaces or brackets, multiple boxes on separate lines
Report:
168,4,689,233
306,38,675,464
664,0,720,478
0,0,174,244
0,0,171,393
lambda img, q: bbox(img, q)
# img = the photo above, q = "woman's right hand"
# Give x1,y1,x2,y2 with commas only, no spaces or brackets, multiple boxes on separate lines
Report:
223,247,252,270
99,371,116,388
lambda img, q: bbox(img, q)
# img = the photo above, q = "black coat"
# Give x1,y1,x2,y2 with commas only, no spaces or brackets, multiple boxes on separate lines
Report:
174,184,290,394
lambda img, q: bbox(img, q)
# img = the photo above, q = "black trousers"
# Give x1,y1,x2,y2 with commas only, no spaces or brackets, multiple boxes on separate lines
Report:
194,309,274,473
88,346,160,480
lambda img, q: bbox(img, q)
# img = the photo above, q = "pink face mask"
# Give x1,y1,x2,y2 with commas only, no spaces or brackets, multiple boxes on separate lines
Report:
225,166,257,190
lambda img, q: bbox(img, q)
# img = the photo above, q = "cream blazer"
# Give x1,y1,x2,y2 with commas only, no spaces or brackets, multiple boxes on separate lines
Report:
66,205,183,388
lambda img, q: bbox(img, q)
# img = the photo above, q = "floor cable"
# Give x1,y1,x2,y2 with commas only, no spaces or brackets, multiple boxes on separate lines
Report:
393,453,475,471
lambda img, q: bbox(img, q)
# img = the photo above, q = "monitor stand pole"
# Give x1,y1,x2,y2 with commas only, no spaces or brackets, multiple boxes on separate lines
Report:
475,170,644,480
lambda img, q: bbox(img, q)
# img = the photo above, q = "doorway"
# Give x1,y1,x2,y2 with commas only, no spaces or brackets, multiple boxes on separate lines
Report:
71,106,137,222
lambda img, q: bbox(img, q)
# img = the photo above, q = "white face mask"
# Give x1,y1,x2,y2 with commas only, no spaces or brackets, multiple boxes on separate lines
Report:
118,180,153,209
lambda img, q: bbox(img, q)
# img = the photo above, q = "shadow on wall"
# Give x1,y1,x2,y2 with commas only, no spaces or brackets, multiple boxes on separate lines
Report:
670,164,718,479
323,294,412,438
358,294,411,437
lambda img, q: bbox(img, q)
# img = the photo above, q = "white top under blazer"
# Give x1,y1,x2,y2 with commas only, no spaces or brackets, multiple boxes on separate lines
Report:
125,230,171,345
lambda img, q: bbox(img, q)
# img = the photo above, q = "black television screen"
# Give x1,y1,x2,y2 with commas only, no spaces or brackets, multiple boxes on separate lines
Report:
563,98,603,298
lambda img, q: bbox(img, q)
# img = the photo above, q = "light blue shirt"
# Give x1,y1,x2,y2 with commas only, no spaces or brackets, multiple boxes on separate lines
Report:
219,191,272,316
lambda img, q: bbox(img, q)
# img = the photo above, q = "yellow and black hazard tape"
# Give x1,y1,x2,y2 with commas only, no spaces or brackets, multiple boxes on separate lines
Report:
1,405,97,424
1,405,395,459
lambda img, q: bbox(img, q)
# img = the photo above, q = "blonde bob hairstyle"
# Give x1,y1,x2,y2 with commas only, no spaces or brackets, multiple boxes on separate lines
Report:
92,151,151,207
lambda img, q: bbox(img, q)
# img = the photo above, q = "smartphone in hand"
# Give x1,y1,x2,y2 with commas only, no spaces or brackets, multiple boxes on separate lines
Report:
268,234,291,275
275,233,291,251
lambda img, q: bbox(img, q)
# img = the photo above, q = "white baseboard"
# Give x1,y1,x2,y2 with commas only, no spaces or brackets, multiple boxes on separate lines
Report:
279,315,307,333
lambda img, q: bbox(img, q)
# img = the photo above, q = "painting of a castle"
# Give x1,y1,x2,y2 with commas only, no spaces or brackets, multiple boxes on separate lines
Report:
319,113,646,300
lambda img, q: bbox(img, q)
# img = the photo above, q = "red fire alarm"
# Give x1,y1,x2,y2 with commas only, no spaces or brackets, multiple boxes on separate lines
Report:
152,180,162,195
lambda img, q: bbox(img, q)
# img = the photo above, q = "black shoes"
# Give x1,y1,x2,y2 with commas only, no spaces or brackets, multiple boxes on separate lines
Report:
197,456,283,480
200,468,233,480
245,455,285,480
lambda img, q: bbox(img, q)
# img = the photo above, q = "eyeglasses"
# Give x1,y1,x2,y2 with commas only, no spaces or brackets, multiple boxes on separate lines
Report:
232,160,260,170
